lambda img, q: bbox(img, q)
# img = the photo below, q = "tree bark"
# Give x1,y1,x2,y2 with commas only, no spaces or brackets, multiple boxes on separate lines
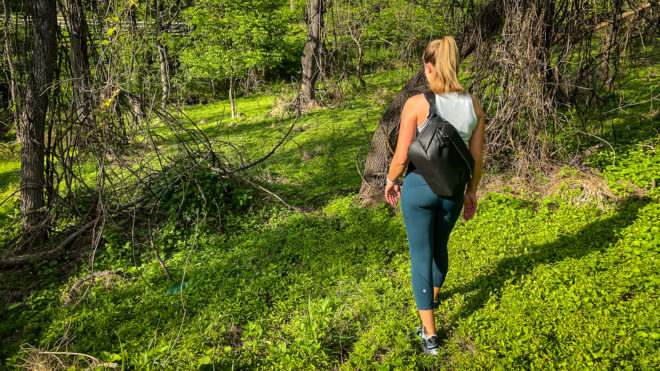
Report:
157,41,170,109
358,0,506,205
152,0,173,110
126,5,145,119
229,76,236,119
357,70,427,204
62,0,94,123
19,0,58,239
300,0,323,106
2,0,20,131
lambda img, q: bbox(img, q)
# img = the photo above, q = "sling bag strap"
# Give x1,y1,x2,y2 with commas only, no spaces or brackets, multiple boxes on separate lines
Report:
423,91,474,178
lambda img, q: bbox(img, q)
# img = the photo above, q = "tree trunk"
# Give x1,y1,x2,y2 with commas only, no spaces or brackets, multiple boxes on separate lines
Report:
300,0,323,106
19,0,58,239
350,32,365,88
357,42,365,87
62,0,93,123
358,0,506,205
157,41,170,109
2,0,20,131
229,76,236,119
357,69,428,204
126,6,145,119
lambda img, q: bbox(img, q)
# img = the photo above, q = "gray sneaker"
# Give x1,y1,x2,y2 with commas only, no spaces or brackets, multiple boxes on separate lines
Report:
416,327,440,356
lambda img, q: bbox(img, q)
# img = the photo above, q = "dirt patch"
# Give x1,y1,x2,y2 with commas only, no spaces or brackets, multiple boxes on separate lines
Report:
227,325,244,350
269,94,297,117
479,165,622,209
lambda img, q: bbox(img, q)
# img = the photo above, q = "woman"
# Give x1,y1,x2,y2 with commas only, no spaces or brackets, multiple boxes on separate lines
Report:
384,36,485,355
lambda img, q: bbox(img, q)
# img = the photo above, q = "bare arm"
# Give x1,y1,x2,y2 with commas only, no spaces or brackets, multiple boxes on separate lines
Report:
467,95,485,192
386,95,426,182
384,94,427,205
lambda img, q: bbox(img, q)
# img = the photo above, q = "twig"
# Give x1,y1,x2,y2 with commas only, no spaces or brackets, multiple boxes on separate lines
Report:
148,217,173,281
130,186,156,291
381,125,395,156
0,186,19,207
222,106,302,175
240,176,311,222
575,129,617,167
22,346,120,370
169,212,202,353
354,142,375,191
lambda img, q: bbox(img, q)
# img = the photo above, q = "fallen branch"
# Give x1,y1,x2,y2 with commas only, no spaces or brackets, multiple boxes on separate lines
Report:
0,194,150,269
0,219,95,269
574,129,617,168
595,2,652,31
240,176,311,222
21,345,120,370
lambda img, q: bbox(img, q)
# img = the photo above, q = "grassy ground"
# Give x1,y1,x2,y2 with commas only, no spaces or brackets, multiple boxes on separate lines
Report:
0,59,658,369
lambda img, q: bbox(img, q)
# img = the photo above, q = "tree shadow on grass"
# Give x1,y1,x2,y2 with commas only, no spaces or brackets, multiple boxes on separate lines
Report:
437,195,649,327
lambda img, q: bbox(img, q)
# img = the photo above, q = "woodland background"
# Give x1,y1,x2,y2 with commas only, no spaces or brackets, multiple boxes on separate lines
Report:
0,0,658,369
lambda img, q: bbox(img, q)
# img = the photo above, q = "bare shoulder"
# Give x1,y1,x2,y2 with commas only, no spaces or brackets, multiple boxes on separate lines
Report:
406,93,428,107
403,93,429,113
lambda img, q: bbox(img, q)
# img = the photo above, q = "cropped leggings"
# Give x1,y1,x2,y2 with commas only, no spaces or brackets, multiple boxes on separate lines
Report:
400,172,464,310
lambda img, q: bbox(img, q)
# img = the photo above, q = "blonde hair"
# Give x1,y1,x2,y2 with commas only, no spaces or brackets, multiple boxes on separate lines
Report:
423,36,466,95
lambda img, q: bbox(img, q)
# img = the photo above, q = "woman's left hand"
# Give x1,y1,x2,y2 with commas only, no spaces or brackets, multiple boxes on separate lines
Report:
385,183,401,205
463,191,478,221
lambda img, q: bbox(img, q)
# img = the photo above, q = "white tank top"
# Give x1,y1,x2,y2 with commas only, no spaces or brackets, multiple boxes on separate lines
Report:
417,92,478,146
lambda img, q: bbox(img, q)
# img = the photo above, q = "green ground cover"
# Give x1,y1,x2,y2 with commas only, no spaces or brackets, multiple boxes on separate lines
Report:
0,61,658,369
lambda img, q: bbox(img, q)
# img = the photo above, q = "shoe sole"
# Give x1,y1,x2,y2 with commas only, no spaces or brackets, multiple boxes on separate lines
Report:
416,327,440,355
421,343,439,355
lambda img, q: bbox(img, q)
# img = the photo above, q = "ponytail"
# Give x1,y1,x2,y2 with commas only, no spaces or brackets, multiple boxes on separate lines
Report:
422,36,466,95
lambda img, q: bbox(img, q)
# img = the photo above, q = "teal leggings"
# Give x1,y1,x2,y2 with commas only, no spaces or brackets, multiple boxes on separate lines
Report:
401,172,464,310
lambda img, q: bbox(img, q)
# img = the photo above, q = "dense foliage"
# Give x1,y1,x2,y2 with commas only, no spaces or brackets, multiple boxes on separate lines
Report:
180,0,301,99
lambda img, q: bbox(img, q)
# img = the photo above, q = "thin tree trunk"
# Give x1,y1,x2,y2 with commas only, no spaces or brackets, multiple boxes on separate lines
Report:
349,32,365,87
300,0,323,106
542,0,556,83
62,0,93,123
19,0,58,239
357,42,364,87
126,7,144,119
2,0,20,130
358,0,506,205
229,76,236,119
157,41,170,109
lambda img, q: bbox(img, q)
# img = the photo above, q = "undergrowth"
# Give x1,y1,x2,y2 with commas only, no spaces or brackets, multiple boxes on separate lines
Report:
0,60,658,369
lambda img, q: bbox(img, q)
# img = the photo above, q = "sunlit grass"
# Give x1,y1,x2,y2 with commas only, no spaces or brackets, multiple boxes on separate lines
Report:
0,62,658,369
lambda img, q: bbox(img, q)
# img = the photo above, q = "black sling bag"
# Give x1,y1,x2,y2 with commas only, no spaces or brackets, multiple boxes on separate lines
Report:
406,91,475,197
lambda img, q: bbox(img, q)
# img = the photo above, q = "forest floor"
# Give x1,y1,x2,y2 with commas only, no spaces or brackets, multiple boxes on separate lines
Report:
0,59,658,369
